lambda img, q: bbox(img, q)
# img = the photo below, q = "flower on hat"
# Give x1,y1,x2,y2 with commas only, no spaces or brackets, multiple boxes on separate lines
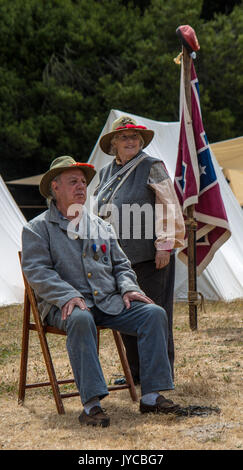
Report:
71,162,95,169
115,124,147,131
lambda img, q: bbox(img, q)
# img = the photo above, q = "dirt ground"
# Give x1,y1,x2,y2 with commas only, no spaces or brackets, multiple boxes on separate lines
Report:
0,300,242,451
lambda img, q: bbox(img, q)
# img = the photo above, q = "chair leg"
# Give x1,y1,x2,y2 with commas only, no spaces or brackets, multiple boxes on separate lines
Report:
112,331,138,402
36,327,66,415
25,283,65,414
18,291,30,405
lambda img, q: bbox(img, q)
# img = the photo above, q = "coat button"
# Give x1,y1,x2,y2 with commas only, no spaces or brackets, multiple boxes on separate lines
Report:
94,290,98,296
87,272,92,278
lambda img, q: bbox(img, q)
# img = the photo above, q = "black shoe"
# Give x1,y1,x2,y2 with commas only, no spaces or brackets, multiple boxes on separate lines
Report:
140,395,180,414
79,406,110,427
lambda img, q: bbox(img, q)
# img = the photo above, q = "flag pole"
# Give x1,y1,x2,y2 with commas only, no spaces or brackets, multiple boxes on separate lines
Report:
182,45,198,330
174,25,230,329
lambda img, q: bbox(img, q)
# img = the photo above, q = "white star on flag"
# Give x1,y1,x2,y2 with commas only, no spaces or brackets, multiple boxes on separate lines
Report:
199,164,206,175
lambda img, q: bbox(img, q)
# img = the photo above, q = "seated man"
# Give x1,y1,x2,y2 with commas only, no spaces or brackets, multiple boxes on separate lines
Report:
21,155,179,427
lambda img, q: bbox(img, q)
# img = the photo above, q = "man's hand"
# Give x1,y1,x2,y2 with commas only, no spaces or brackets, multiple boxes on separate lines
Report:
155,250,170,270
61,297,89,320
123,291,154,309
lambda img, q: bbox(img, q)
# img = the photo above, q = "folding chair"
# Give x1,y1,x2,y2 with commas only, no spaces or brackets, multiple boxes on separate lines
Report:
18,253,138,414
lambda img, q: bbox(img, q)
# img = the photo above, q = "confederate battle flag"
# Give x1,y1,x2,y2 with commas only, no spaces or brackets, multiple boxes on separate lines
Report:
174,60,231,275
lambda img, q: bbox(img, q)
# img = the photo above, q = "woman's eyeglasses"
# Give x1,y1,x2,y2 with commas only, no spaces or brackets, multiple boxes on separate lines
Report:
117,133,140,142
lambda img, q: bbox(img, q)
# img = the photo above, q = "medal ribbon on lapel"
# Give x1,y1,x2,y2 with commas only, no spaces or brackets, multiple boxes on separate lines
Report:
92,243,99,260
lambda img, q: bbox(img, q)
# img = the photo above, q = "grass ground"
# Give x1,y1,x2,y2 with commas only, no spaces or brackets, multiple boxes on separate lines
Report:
0,300,242,450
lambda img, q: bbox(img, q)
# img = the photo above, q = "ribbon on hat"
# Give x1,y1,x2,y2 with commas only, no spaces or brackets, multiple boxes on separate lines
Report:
115,124,147,130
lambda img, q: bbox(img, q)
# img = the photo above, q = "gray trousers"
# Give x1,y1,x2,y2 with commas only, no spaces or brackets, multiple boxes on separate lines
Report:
46,301,174,405
122,254,175,381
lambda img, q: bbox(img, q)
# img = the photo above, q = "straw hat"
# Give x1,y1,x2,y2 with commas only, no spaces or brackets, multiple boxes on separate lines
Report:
99,116,154,155
39,156,96,198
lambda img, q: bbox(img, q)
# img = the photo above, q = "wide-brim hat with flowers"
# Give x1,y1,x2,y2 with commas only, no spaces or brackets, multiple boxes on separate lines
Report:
39,156,96,198
99,116,154,155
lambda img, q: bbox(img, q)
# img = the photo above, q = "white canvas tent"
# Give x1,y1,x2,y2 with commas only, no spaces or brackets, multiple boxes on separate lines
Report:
1,109,243,306
87,109,243,302
0,176,26,305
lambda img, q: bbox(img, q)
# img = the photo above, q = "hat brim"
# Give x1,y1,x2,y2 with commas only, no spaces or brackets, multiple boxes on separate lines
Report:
99,128,154,155
39,165,96,199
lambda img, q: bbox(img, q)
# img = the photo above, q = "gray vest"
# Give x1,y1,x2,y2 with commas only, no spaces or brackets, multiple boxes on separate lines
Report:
95,152,157,265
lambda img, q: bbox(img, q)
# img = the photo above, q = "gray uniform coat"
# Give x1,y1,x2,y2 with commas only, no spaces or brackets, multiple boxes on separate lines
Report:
21,201,142,322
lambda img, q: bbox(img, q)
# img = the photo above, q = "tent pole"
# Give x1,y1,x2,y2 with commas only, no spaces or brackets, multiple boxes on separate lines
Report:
183,46,198,330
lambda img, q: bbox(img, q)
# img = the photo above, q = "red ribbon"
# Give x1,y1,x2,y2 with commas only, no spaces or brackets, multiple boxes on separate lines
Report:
70,162,95,169
101,244,106,253
115,124,147,130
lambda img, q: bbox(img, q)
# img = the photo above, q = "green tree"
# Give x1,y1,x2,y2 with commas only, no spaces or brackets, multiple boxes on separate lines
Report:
96,0,204,121
0,0,242,180
198,3,243,141
0,0,83,177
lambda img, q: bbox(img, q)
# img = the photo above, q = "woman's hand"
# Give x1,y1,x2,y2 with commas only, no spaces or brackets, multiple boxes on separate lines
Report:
155,250,170,269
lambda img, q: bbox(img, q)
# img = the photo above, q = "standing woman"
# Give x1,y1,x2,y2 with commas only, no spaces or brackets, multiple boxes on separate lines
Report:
94,116,185,381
